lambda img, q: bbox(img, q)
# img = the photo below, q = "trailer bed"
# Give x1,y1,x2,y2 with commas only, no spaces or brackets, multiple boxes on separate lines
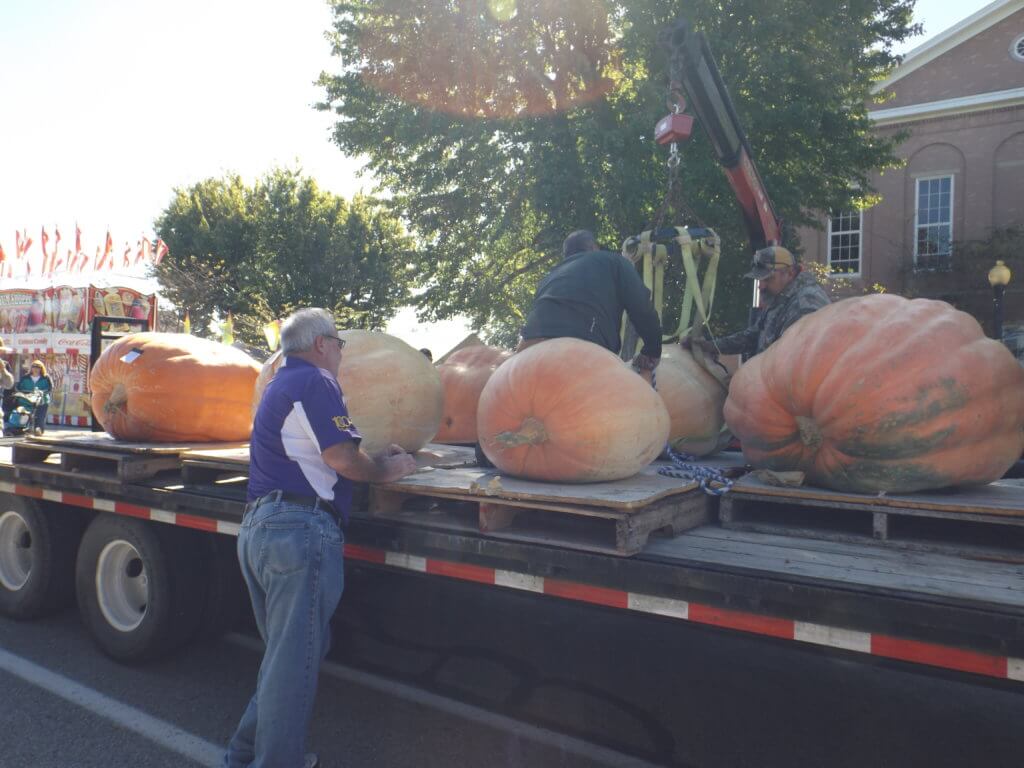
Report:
0,433,1021,683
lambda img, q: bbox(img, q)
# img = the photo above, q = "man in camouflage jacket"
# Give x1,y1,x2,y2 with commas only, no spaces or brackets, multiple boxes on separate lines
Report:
685,246,830,360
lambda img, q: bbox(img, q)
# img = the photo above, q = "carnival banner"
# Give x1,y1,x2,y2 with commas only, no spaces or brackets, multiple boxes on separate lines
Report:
0,285,156,351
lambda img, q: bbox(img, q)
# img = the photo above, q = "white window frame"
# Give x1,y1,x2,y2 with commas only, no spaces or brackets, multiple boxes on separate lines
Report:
913,173,955,270
826,210,862,278
1011,34,1024,63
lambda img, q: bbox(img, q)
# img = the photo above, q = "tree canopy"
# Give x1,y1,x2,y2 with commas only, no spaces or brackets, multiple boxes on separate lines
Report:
318,0,917,344
152,168,414,345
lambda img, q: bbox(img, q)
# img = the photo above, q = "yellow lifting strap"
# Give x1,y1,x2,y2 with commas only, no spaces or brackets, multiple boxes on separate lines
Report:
621,226,721,343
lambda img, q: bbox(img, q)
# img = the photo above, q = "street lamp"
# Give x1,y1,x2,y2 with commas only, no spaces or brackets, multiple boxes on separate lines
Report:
987,260,1012,341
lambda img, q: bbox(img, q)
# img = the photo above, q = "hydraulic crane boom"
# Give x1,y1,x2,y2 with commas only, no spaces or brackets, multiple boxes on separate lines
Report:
663,20,782,253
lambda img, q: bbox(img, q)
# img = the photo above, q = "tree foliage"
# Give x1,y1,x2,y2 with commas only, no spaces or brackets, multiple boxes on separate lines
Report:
319,0,917,343
152,168,414,345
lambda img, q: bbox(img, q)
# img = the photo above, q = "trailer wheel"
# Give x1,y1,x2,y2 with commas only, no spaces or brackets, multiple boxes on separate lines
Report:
76,515,205,661
0,496,79,619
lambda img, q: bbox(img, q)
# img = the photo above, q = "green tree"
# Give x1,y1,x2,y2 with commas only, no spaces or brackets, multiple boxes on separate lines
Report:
318,0,917,343
153,168,415,346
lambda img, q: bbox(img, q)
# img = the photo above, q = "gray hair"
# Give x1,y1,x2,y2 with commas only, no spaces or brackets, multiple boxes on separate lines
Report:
280,308,337,354
563,229,598,258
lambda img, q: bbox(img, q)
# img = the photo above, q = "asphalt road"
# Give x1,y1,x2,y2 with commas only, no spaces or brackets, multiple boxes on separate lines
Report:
3,571,1024,768
0,610,655,768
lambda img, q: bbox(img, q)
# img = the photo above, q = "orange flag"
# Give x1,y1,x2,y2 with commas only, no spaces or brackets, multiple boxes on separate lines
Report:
53,227,62,271
153,239,169,265
41,226,50,273
97,230,112,270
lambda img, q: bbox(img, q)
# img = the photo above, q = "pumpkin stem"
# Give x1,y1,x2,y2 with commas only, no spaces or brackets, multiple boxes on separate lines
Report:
494,416,549,448
795,416,823,451
104,382,129,415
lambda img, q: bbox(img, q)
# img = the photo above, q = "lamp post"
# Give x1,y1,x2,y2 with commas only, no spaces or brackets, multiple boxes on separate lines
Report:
987,260,1012,341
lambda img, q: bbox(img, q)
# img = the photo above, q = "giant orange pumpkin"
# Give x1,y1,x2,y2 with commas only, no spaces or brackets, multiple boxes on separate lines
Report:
654,347,728,456
90,332,261,442
435,344,511,444
724,294,1024,493
254,331,444,454
336,330,443,453
477,338,670,482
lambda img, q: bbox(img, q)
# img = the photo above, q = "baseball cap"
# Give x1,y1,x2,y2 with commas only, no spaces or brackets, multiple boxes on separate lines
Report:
745,246,797,279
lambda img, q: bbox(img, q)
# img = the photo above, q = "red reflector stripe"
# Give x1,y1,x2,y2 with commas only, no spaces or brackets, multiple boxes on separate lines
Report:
871,635,1008,678
15,485,43,499
689,603,795,640
426,560,495,585
61,493,95,509
113,502,150,520
344,544,387,564
545,579,629,609
176,513,219,532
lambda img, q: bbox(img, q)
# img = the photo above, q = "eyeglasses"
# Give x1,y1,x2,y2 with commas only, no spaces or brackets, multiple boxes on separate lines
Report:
322,334,346,350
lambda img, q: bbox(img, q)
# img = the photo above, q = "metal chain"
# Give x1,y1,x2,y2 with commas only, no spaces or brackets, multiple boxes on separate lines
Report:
638,369,732,496
658,447,733,496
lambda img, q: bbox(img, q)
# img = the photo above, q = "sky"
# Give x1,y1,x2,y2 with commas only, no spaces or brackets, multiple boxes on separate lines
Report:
0,0,999,355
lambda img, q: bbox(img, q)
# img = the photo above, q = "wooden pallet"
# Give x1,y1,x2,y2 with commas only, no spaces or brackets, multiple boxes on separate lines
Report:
719,476,1024,561
179,443,481,487
13,433,249,484
367,465,712,556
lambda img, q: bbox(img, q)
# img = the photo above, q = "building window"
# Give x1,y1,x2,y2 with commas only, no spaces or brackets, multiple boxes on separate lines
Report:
914,175,954,270
1012,34,1024,62
827,210,861,275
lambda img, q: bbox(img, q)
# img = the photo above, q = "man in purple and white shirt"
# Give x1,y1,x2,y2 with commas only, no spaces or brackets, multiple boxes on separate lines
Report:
225,308,416,768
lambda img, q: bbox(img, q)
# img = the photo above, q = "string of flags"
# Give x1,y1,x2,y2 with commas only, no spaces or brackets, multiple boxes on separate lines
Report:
0,225,169,280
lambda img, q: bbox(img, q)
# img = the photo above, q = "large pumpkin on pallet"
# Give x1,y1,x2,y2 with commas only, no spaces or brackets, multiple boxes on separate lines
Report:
435,344,511,444
253,331,443,454
90,332,260,442
477,338,670,482
724,294,1024,494
654,347,728,457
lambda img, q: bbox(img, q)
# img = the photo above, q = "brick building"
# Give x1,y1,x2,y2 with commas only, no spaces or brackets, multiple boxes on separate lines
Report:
798,0,1024,334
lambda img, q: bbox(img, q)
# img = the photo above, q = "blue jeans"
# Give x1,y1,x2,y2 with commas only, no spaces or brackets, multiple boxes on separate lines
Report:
224,501,345,768
33,403,48,431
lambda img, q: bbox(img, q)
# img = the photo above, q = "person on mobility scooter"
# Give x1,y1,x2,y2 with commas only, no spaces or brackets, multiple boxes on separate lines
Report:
12,360,52,436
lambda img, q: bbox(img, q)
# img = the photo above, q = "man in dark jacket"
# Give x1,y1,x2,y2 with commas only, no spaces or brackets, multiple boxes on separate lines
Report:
685,245,830,360
519,230,662,369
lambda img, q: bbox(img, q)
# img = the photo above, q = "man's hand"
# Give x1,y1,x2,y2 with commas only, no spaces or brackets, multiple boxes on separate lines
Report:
322,441,417,483
378,450,417,483
631,353,659,371
680,337,718,359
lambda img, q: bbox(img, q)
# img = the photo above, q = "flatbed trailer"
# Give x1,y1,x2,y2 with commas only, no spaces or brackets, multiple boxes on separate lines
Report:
1,432,1022,764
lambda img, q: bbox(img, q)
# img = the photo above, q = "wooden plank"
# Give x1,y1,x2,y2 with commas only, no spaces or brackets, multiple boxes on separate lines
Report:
182,446,251,465
720,519,1024,564
26,432,249,455
380,465,700,510
479,502,519,532
721,487,1024,560
658,526,1024,593
369,485,625,519
11,443,55,466
414,444,478,469
730,475,1024,517
180,442,478,471
366,487,711,556
364,493,708,561
643,528,1024,608
731,489,1024,527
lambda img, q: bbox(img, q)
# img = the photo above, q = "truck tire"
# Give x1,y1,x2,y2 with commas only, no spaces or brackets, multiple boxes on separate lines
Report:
75,515,205,662
0,496,79,619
